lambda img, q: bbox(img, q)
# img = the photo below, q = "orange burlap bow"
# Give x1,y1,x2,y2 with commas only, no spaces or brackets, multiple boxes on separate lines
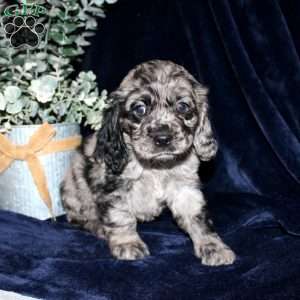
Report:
0,123,82,218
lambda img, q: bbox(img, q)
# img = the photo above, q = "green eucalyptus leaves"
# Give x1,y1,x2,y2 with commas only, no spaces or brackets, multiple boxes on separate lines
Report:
0,0,116,132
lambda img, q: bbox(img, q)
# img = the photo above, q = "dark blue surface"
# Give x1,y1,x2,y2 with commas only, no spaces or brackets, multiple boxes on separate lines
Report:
0,193,299,300
1,0,300,299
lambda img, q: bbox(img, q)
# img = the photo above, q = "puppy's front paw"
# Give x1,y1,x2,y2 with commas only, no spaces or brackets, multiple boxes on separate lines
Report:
111,240,150,260
195,240,236,266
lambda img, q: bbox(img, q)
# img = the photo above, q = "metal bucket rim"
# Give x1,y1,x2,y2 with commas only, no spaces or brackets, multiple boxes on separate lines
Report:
1,122,79,130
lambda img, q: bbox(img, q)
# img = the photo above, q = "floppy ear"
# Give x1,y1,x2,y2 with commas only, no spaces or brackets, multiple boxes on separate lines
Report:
193,85,218,161
95,100,128,174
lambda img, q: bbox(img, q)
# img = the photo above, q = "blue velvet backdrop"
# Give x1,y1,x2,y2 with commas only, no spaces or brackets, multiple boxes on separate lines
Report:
83,0,300,233
0,0,300,299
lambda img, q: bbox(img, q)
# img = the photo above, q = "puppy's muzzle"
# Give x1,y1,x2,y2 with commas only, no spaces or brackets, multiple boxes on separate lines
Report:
148,125,173,147
154,134,172,147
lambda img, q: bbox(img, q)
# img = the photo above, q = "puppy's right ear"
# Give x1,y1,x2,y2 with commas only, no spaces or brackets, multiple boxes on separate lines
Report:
95,97,128,174
192,85,218,161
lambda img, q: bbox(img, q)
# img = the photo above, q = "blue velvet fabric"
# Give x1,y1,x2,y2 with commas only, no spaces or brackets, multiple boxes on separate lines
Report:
0,194,300,300
1,0,300,299
83,0,300,233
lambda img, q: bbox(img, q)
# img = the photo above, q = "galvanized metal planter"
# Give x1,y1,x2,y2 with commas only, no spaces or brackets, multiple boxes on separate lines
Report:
0,123,80,220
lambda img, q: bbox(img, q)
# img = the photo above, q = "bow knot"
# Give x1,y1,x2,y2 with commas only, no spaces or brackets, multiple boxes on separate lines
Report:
13,146,34,160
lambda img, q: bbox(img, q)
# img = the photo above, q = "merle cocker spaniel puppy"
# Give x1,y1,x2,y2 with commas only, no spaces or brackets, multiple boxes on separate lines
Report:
61,60,236,265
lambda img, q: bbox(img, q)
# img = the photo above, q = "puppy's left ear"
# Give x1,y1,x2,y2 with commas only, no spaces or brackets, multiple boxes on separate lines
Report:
96,99,128,174
193,84,218,161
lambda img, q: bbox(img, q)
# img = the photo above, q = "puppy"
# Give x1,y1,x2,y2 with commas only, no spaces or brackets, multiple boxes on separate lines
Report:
61,60,236,265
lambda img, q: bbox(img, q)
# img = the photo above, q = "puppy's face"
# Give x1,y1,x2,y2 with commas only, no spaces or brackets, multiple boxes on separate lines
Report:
99,60,217,172
113,60,209,164
122,80,197,162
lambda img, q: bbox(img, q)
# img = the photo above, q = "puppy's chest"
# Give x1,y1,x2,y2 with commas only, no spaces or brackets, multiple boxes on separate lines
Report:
122,170,165,221
122,160,199,221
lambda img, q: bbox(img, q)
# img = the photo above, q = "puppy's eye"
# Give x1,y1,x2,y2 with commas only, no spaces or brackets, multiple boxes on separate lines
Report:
176,102,190,114
132,103,147,117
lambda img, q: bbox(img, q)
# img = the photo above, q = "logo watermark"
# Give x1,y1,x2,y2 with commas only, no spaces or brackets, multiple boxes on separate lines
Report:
1,0,48,49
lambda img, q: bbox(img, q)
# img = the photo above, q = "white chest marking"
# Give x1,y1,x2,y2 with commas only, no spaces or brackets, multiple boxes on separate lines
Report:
123,152,200,221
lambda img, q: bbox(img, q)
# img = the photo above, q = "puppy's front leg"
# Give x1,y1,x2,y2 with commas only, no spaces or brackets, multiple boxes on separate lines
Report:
102,199,150,260
168,188,236,266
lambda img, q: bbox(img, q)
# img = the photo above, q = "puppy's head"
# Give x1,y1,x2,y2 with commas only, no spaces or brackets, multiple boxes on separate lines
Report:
97,60,217,172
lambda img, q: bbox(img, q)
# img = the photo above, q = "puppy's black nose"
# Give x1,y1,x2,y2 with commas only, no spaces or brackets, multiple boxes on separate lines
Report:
154,134,173,147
